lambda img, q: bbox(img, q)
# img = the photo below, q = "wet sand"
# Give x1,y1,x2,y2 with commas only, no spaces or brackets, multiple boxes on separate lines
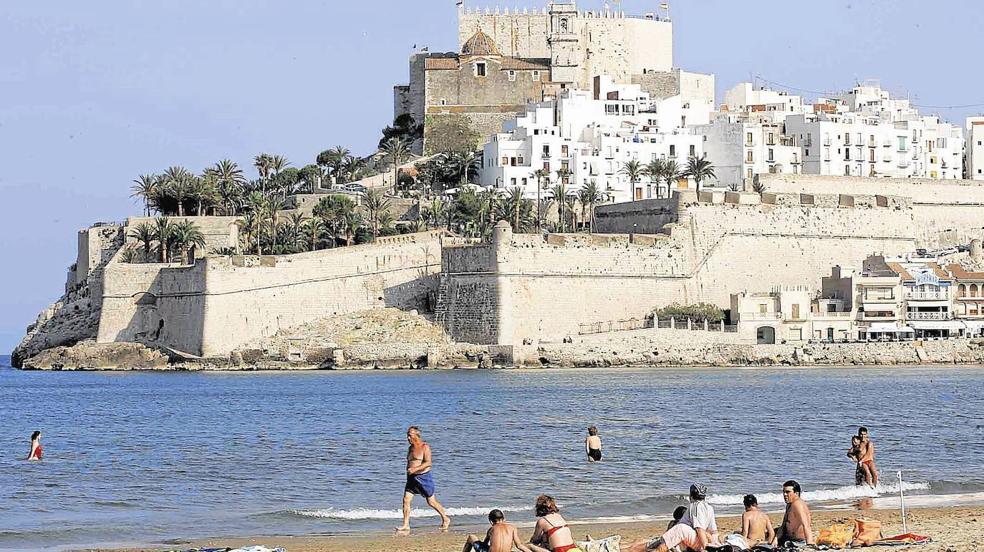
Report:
94,505,983,552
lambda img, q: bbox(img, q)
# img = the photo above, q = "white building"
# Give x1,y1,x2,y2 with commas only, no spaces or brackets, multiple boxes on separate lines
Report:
966,116,984,180
697,114,802,190
481,76,709,202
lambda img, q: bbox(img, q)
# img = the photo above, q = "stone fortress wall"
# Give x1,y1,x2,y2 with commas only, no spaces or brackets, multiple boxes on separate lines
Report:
439,176,984,345
95,231,445,357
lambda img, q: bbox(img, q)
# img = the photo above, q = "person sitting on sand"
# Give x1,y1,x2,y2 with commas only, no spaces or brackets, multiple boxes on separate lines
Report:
397,426,450,534
528,494,583,552
776,480,814,546
740,494,775,548
847,435,871,486
463,509,534,552
858,427,879,488
27,431,42,461
624,483,719,552
585,426,602,462
667,505,687,530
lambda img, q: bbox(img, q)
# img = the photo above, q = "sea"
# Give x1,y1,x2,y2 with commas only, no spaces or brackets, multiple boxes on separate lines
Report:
2,356,983,551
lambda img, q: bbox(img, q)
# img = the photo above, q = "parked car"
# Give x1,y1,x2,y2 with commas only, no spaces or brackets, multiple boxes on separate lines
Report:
915,248,929,257
344,183,367,194
957,244,970,253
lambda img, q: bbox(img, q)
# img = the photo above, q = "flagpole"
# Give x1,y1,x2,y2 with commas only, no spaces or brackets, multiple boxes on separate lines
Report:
897,470,907,533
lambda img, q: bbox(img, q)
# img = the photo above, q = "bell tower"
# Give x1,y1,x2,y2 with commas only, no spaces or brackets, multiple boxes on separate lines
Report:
548,1,581,85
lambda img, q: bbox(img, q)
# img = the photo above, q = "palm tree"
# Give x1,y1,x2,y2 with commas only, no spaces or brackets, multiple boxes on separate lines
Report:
254,153,273,192
244,191,268,254
362,188,391,238
549,182,568,232
129,222,155,261
190,174,219,216
457,150,481,187
131,174,158,216
302,216,327,251
381,137,413,194
341,211,362,246
154,217,173,263
270,154,290,176
377,211,396,235
643,158,665,200
298,164,324,193
340,155,365,184
506,186,524,231
282,212,308,252
683,153,716,193
209,159,245,214
619,159,643,202
532,168,550,232
662,159,681,198
317,146,350,183
578,181,601,233
266,194,286,254
170,220,206,264
313,195,357,245
162,166,193,216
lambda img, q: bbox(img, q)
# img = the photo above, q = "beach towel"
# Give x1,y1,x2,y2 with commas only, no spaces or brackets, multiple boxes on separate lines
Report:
873,533,931,546
228,547,286,552
817,522,854,547
577,534,620,552
852,517,882,546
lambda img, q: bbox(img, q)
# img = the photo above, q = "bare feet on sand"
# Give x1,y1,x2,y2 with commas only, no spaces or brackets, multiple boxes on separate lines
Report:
395,525,411,535
440,516,451,532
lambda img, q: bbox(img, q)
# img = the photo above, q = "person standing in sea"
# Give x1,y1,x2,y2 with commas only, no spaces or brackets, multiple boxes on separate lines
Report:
397,426,450,534
585,426,602,462
27,431,43,461
858,426,879,487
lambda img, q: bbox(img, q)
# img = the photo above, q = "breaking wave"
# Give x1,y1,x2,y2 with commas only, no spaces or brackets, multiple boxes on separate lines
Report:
286,504,528,520
706,480,930,506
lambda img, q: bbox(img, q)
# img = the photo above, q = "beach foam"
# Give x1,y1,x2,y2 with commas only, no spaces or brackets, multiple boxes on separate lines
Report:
706,480,930,506
287,504,528,520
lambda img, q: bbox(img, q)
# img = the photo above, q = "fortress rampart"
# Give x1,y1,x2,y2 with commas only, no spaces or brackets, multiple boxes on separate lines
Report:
439,185,984,345
96,231,444,357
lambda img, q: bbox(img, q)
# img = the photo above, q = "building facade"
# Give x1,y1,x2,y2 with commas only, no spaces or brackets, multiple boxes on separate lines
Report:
967,116,984,180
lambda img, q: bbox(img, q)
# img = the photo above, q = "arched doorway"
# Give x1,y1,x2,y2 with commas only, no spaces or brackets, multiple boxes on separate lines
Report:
756,326,776,344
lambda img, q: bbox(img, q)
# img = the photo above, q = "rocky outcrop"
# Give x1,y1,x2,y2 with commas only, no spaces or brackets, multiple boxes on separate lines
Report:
21,341,169,370
13,224,123,367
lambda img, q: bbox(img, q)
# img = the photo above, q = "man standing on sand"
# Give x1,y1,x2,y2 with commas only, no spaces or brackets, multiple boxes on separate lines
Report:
858,426,879,487
776,480,814,546
462,509,534,552
397,426,450,534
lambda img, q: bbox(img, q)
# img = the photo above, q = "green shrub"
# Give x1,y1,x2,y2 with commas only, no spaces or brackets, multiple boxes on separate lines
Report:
656,302,724,323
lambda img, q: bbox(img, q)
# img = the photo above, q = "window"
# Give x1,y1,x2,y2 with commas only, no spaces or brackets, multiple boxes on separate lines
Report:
475,62,487,77
501,156,508,165
689,145,696,156
669,144,676,157
768,148,774,162
440,99,446,105
746,132,753,145
532,70,540,80
791,304,800,320
542,145,550,156
759,304,768,314
805,149,810,157
510,178,517,186
508,70,516,81
561,145,569,156
746,150,754,162
510,157,517,166
605,104,618,115
767,132,775,145
517,156,524,165
521,178,528,186
747,168,753,178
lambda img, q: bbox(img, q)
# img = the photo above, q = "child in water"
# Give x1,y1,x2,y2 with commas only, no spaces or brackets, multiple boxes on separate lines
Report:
585,426,602,462
27,431,42,461
847,435,871,486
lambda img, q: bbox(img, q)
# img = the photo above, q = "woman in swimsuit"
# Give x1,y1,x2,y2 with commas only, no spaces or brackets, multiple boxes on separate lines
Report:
585,426,602,462
27,431,42,461
528,494,582,552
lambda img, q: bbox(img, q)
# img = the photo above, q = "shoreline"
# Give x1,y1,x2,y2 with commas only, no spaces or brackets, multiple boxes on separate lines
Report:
76,504,984,552
15,335,984,371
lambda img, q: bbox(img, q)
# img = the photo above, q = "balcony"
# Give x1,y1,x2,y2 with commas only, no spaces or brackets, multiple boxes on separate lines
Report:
907,311,952,320
906,291,948,300
859,312,897,321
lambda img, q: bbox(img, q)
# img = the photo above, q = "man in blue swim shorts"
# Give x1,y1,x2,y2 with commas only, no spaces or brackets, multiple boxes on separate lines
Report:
397,426,451,534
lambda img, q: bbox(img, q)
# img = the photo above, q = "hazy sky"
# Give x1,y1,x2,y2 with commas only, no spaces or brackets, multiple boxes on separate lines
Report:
2,0,983,353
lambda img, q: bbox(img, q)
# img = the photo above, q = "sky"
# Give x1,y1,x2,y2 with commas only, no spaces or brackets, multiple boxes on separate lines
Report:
2,0,983,353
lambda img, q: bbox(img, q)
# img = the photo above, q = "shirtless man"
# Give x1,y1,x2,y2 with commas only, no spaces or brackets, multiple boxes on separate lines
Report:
776,480,814,546
858,426,879,487
847,435,872,486
462,510,533,552
740,494,775,547
397,426,450,534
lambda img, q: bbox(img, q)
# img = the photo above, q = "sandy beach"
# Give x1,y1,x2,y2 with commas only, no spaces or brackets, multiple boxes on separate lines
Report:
91,505,983,552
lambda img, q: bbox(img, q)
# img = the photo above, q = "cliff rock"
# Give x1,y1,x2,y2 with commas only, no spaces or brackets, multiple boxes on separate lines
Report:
20,341,169,371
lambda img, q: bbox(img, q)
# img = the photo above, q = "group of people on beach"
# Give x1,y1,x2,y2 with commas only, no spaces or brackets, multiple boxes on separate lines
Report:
395,425,882,551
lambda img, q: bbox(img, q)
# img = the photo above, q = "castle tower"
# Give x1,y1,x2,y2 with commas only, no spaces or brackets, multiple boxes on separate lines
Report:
548,1,581,85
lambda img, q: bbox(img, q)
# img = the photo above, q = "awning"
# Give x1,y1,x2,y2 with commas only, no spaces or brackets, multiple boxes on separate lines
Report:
906,321,965,331
961,320,984,330
867,323,914,333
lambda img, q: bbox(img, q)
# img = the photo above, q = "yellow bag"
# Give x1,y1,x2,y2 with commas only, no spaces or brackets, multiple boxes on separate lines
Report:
817,522,854,547
853,517,883,546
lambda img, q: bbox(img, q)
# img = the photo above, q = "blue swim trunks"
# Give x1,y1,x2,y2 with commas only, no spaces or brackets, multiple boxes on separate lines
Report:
405,471,436,497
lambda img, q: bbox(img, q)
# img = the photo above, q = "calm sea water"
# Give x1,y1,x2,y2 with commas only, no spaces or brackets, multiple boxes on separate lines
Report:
2,357,983,551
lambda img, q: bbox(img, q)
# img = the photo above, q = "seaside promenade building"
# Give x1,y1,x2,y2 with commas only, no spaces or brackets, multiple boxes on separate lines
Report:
480,76,707,202
394,1,713,152
967,116,984,180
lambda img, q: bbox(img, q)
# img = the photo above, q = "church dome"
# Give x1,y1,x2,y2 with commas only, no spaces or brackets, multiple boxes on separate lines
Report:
461,30,502,57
